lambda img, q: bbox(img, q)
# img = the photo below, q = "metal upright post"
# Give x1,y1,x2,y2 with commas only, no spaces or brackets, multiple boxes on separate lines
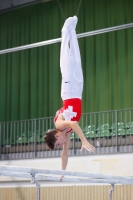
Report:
115,110,118,153
36,180,41,200
109,184,115,200
34,119,37,158
73,132,76,155
31,174,41,200
0,123,1,159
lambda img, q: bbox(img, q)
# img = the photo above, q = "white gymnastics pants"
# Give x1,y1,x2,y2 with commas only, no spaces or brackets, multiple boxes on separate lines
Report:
60,27,83,100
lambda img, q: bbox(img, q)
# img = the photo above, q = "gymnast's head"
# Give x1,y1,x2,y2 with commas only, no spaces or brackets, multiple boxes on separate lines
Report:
44,129,67,150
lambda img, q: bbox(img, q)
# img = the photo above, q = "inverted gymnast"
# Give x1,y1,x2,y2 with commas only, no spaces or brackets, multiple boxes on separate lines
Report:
45,16,95,177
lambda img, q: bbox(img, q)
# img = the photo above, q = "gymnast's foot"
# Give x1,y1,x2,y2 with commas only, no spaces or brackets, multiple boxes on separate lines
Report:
62,17,73,31
72,16,78,29
62,16,78,31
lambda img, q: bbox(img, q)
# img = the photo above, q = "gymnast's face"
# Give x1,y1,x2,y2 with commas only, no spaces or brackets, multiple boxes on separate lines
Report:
54,133,67,147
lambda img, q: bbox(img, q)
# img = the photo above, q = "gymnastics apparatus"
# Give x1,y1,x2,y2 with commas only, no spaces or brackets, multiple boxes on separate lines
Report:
0,22,133,55
0,165,133,200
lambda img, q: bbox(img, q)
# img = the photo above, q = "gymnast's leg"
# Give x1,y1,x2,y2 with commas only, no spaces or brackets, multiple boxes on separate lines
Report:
60,18,73,82
69,16,83,98
60,17,73,100
60,16,83,100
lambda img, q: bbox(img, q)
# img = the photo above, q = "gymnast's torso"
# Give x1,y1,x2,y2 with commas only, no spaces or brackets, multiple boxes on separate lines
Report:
54,98,82,133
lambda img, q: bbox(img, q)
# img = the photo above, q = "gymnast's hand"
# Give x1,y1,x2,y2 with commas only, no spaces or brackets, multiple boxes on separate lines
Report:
59,175,64,181
80,139,95,152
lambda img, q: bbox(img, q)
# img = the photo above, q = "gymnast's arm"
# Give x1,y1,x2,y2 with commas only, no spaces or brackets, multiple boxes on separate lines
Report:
56,116,95,152
60,134,70,181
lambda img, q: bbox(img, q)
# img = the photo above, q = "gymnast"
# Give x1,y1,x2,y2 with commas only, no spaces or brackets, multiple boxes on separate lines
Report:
45,16,95,178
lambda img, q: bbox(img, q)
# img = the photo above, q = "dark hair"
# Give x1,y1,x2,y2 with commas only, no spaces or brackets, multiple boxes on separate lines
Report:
44,129,58,150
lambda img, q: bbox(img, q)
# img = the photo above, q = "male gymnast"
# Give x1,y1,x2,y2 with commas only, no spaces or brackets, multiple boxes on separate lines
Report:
45,16,95,176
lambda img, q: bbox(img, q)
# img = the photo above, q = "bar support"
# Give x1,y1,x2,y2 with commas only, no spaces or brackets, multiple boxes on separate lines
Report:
31,174,41,200
36,181,41,200
0,165,133,182
0,165,133,200
109,184,115,200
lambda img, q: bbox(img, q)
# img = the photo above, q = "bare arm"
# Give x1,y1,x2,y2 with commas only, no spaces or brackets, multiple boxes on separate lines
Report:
61,134,70,170
56,115,95,152
70,121,95,152
60,134,70,181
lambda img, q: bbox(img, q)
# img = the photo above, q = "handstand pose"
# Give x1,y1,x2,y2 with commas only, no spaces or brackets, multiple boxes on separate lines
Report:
45,16,95,174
